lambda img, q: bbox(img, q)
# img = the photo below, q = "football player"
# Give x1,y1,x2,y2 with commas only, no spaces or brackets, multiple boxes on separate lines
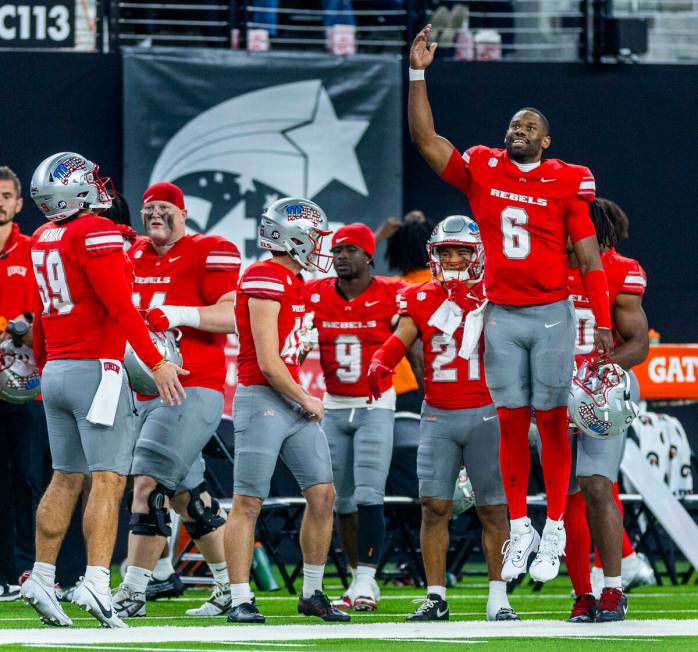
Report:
21,153,185,628
304,223,407,611
368,215,517,622
408,26,614,583
225,197,348,624
113,182,240,618
565,198,649,623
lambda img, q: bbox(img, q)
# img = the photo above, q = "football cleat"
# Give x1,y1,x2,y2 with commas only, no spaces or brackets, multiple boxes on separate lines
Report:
145,572,185,601
72,580,127,629
622,552,656,591
0,582,20,602
488,606,520,621
353,594,377,612
20,575,73,627
185,582,231,616
331,593,355,610
529,522,566,583
227,601,265,623
298,590,351,622
568,593,598,623
112,583,146,618
596,588,628,622
352,577,380,612
406,594,449,621
502,525,541,581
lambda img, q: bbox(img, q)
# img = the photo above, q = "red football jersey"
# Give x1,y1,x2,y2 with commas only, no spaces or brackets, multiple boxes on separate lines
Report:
236,259,307,387
0,223,35,324
128,234,240,393
305,276,406,397
441,146,596,306
30,214,160,367
398,280,492,410
570,248,647,363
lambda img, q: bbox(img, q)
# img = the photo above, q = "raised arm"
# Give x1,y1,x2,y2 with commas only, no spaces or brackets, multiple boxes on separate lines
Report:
408,24,457,175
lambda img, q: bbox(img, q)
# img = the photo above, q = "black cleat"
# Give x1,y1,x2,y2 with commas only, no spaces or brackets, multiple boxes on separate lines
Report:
492,606,520,621
568,593,598,623
145,573,185,601
596,588,628,622
227,601,265,623
406,593,449,621
298,590,351,622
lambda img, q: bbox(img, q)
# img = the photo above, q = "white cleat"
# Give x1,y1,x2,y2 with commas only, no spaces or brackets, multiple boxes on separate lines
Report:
502,526,541,581
331,580,357,610
529,521,566,583
112,583,146,618
622,552,656,590
20,575,72,627
72,581,128,628
185,582,231,616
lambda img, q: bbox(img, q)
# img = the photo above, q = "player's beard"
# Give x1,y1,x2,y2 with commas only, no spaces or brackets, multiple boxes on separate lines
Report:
0,211,13,225
505,136,541,163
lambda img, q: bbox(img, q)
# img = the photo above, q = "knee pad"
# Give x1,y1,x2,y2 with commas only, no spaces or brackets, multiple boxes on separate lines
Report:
182,482,226,540
128,483,173,537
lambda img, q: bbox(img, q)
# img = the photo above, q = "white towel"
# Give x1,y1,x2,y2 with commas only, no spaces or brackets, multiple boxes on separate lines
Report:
86,359,124,427
458,300,488,360
427,299,464,340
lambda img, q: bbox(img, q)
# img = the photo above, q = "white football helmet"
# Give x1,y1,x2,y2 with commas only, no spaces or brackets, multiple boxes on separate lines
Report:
568,357,639,439
30,152,114,222
258,197,332,272
427,215,484,282
0,322,40,404
123,329,182,396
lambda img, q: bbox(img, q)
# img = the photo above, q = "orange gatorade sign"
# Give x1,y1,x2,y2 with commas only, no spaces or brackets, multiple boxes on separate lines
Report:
633,344,698,400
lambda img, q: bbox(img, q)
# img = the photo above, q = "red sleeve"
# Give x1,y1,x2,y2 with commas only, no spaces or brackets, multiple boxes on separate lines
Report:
566,198,596,243
576,167,596,202
84,253,162,368
239,266,287,302
440,147,475,195
619,260,647,297
199,238,241,304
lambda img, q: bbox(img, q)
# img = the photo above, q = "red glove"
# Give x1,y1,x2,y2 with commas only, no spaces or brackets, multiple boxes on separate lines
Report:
145,307,170,332
145,305,200,332
367,359,394,401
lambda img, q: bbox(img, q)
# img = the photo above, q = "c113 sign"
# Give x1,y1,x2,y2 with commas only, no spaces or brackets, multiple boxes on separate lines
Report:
0,1,75,48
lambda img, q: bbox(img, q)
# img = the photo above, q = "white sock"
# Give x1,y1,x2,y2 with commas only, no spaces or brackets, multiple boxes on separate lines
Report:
354,565,376,595
302,563,325,599
604,575,622,589
84,566,110,593
153,556,176,581
32,562,56,586
208,561,229,586
486,580,510,619
123,566,152,594
544,516,564,532
510,516,531,534
229,582,253,608
350,566,357,581
622,552,638,563
427,585,446,600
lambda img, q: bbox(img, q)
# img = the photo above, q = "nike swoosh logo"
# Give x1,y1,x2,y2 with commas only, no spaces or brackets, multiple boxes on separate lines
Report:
483,416,497,422
365,300,379,307
545,321,562,328
541,178,557,183
436,607,448,617
337,237,349,242
169,256,181,263
85,586,113,619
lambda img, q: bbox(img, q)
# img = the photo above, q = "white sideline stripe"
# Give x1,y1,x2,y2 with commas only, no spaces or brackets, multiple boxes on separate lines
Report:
3,620,698,645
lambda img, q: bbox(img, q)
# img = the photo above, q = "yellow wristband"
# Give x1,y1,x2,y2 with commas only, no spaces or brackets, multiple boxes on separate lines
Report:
151,358,168,372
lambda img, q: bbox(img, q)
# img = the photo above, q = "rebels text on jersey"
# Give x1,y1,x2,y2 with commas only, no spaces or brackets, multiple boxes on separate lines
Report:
441,146,597,306
31,214,160,367
305,276,406,397
128,234,240,392
570,249,647,363
236,260,307,387
398,281,492,410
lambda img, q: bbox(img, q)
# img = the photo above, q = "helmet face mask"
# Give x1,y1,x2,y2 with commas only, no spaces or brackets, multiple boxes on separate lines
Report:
427,215,484,284
258,197,332,272
30,152,114,222
568,356,639,440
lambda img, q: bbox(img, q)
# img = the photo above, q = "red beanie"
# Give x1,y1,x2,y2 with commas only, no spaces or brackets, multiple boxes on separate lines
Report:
331,223,375,257
142,182,185,210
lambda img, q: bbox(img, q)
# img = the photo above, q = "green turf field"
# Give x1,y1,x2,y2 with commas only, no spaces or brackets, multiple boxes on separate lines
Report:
1,571,697,650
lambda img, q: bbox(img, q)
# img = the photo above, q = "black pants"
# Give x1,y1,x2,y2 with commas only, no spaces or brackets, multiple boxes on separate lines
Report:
0,400,49,583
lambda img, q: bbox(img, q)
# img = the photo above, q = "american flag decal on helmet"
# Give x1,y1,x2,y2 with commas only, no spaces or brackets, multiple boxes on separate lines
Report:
53,156,88,185
578,401,611,435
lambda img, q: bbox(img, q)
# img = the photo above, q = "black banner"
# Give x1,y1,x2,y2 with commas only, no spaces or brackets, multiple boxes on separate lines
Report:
0,1,75,48
123,49,402,271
